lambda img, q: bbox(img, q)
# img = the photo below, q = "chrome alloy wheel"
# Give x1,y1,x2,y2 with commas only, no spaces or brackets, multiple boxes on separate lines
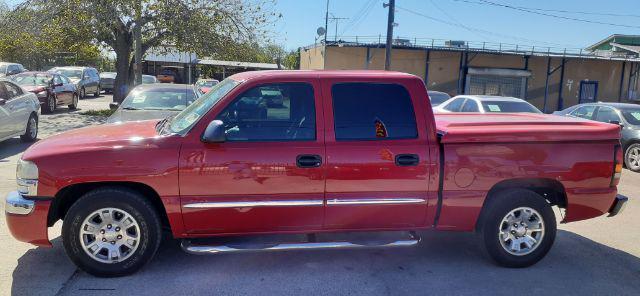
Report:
80,208,141,264
628,147,640,170
28,117,37,138
48,96,55,111
498,207,545,256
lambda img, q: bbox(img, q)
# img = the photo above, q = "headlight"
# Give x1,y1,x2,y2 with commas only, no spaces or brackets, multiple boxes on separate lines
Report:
16,159,38,196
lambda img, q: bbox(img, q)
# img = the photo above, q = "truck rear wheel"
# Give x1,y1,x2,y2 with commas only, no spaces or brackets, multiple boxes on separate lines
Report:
62,187,162,277
478,189,556,268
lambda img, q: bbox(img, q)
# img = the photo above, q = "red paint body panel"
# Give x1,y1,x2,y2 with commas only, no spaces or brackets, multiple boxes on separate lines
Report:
5,70,621,247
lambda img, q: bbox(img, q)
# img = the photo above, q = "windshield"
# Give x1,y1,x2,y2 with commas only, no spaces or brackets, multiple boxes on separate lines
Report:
101,72,116,78
54,69,82,79
621,109,640,125
481,101,542,113
166,78,240,135
429,92,450,106
0,65,6,73
121,87,197,111
13,73,51,86
197,80,218,87
142,76,156,84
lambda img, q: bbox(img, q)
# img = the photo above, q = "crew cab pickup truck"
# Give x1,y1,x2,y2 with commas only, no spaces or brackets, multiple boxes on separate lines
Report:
5,70,628,277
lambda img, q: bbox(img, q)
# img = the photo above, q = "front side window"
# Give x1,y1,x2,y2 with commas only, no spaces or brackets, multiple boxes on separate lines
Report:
595,107,620,123
570,105,596,119
216,83,316,141
481,101,541,113
332,83,417,141
443,98,465,112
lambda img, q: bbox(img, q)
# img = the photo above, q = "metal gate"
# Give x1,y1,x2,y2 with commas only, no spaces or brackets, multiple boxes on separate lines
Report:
579,81,599,103
465,68,531,99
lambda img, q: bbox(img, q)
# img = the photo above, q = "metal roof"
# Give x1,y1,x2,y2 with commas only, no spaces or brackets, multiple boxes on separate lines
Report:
197,59,281,69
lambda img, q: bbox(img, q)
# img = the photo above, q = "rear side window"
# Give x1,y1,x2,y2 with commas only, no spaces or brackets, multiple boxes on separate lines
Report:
443,98,465,112
461,100,479,112
595,107,620,123
332,83,417,141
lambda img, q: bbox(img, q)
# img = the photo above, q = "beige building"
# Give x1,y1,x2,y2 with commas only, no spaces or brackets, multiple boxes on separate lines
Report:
301,37,640,112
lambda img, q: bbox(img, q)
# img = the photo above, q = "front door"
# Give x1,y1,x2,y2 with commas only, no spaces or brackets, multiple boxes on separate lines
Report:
0,82,11,138
322,80,431,230
179,81,325,234
1,81,30,136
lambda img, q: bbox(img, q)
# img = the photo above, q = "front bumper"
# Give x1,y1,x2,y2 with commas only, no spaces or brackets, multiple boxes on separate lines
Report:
608,194,628,217
5,191,52,247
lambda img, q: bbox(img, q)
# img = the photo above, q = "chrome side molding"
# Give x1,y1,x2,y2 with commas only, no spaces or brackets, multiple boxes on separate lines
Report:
181,232,420,255
326,198,426,205
183,200,323,209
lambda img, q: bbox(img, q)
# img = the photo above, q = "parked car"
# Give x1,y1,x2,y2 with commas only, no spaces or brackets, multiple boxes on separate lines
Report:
142,74,157,84
107,83,199,123
49,66,101,99
0,79,40,142
5,71,626,277
554,102,640,172
99,72,116,93
157,67,182,83
427,90,450,106
0,62,26,77
195,79,219,93
435,95,542,113
12,72,79,113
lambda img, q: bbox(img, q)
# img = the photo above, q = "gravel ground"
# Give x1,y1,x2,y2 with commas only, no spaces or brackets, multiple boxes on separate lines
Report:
1,96,639,296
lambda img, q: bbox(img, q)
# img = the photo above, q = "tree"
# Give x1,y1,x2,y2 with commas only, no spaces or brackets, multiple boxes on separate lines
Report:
283,50,300,70
29,0,278,102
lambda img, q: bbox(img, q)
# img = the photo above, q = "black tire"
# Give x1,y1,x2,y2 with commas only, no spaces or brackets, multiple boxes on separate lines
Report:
94,85,101,97
20,114,38,142
68,93,79,110
42,95,55,114
624,143,640,172
80,87,86,99
477,189,556,268
62,187,162,277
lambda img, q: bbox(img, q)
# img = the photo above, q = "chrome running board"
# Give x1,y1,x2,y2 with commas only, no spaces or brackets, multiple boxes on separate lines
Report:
181,232,420,255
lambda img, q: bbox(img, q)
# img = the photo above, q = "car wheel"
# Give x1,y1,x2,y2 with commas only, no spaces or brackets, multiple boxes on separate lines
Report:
62,187,162,277
20,114,38,142
80,87,86,99
94,85,101,97
43,95,55,114
477,189,556,268
624,143,640,172
68,93,79,110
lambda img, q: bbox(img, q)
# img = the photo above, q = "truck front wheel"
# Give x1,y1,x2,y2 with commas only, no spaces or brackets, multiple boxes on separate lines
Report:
62,187,162,277
478,189,556,268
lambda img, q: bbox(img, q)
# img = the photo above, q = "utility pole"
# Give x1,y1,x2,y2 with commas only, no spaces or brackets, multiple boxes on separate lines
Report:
384,0,396,70
328,15,348,41
134,0,142,86
324,0,329,45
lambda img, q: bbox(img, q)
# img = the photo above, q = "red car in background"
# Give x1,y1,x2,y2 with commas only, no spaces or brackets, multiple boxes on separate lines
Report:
195,78,219,93
11,71,79,113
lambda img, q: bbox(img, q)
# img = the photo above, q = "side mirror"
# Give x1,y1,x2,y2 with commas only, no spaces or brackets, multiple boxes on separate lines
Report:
109,102,119,110
201,120,226,143
53,82,63,87
609,120,624,127
0,98,6,106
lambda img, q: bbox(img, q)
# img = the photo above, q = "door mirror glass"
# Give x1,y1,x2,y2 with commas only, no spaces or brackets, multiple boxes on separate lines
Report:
609,120,623,126
0,98,6,105
201,120,226,143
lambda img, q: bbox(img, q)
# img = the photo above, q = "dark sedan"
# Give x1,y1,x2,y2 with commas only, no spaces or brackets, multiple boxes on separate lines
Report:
108,83,199,123
12,71,78,113
554,102,640,171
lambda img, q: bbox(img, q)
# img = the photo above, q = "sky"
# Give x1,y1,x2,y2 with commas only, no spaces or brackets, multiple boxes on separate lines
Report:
272,0,640,50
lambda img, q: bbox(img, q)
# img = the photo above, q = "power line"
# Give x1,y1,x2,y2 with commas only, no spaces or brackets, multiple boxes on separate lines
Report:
341,0,379,36
395,5,574,47
452,0,640,18
428,0,495,42
456,0,640,29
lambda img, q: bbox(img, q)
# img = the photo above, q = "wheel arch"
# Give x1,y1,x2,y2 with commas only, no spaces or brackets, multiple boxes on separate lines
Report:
49,182,171,234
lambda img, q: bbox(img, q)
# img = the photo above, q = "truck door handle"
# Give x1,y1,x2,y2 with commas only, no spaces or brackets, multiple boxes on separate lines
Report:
395,154,419,166
296,154,322,168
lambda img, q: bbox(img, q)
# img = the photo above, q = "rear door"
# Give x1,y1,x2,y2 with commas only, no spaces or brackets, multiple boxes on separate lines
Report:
0,82,12,138
1,81,30,135
322,79,431,230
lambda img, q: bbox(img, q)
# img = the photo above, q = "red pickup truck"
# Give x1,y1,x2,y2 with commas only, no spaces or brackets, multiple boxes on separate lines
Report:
5,70,627,277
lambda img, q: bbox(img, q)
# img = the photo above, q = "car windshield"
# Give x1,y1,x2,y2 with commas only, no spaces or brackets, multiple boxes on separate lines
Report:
13,73,51,86
429,92,450,106
621,108,640,125
481,101,542,113
142,76,156,84
54,69,82,79
101,72,116,78
197,80,217,87
121,87,197,111
166,78,240,135
0,65,6,73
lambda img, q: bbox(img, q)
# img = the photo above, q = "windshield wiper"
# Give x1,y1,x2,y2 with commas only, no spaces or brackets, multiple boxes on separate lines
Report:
156,114,176,135
121,107,140,110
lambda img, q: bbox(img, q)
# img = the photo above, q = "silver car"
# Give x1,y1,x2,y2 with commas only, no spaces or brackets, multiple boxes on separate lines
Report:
0,79,40,143
0,62,26,78
434,95,542,114
49,66,101,99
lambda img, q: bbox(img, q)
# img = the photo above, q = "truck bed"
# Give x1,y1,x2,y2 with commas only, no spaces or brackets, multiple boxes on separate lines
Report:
435,113,621,143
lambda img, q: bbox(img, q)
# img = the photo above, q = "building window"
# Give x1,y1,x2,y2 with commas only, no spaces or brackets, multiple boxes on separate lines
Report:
465,67,530,99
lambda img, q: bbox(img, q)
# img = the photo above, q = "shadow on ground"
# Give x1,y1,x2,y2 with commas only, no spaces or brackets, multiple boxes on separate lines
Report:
11,230,640,296
0,138,33,161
